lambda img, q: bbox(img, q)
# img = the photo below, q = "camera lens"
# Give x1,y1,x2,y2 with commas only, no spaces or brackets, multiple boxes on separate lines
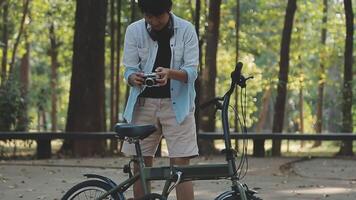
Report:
145,78,154,86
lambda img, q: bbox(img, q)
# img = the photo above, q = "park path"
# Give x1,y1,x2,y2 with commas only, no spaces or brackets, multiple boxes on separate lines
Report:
1,156,356,200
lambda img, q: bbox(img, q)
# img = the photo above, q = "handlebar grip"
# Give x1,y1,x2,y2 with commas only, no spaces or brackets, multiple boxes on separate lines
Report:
231,62,243,83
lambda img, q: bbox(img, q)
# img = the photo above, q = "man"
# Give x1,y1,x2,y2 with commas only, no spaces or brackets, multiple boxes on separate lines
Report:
121,0,199,199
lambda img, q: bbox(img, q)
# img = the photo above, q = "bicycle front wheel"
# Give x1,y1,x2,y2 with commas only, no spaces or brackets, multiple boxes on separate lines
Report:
61,179,123,200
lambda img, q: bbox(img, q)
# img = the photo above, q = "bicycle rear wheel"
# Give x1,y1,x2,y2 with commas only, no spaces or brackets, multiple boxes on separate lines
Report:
61,179,124,200
215,191,262,200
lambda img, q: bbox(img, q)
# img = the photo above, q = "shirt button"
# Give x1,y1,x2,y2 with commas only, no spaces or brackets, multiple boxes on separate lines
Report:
173,102,176,105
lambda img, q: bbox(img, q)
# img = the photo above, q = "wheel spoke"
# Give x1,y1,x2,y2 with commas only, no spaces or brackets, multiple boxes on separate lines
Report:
62,179,124,200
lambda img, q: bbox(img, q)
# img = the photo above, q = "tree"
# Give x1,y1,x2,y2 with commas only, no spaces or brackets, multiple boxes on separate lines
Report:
272,0,297,156
109,0,118,153
115,0,122,124
64,0,108,156
8,0,30,76
1,0,9,85
314,0,328,147
338,0,353,156
48,21,59,132
113,0,123,154
0,0,30,132
17,32,30,131
199,0,222,154
124,0,140,106
194,0,201,133
110,0,116,131
234,0,240,151
253,87,271,157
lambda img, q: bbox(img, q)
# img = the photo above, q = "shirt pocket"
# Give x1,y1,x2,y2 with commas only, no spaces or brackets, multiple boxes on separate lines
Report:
138,47,149,67
173,45,184,69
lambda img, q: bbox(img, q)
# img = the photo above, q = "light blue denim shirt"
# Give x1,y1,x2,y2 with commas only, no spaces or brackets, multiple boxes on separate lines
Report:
122,13,199,124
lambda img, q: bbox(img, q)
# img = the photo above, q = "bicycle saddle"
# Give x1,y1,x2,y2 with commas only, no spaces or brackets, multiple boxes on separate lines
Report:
114,123,157,140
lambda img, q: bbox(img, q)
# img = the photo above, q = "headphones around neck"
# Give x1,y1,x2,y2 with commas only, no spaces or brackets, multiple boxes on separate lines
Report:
145,13,174,41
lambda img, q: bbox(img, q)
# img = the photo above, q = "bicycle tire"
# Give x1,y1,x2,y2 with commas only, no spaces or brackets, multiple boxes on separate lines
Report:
219,195,262,200
216,191,262,200
61,179,124,200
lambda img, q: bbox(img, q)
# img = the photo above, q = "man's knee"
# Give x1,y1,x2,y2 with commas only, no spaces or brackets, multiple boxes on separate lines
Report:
134,156,153,173
170,157,190,166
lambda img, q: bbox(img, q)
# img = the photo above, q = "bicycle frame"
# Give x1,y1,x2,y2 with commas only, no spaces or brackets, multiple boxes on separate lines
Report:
97,63,249,200
97,160,247,200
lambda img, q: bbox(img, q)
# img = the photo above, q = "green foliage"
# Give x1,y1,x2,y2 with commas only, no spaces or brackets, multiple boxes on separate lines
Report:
214,50,262,129
26,0,74,131
1,0,353,135
0,76,28,131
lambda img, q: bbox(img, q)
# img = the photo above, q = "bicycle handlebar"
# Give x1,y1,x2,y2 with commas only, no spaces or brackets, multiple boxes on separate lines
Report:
199,62,244,111
231,62,243,87
221,62,245,164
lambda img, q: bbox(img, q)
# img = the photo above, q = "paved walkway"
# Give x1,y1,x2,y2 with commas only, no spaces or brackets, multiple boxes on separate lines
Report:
1,156,356,200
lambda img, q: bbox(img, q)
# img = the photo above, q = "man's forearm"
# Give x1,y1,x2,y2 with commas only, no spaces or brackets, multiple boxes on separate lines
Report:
168,69,188,83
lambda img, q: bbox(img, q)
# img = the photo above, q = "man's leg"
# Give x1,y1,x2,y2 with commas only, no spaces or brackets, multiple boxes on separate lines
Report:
133,156,153,199
170,157,194,200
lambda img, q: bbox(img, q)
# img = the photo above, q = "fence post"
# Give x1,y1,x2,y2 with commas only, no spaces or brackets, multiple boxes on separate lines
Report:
36,139,51,159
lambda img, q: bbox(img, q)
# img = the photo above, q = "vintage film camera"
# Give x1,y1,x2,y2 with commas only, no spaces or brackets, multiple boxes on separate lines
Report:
143,73,160,87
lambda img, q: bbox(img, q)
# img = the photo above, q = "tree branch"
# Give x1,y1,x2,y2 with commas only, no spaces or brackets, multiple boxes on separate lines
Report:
8,0,30,76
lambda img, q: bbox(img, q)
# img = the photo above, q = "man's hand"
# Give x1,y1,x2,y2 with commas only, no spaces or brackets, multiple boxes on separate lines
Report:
155,67,170,86
128,72,145,87
155,67,188,85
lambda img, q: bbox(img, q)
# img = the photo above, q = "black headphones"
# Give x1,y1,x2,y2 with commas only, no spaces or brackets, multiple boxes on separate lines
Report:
145,13,174,41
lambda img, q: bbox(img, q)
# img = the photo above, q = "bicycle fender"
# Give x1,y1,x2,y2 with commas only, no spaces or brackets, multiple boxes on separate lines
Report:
83,174,117,188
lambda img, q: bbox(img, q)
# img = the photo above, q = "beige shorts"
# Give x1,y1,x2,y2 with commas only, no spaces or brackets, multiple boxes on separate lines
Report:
121,98,199,158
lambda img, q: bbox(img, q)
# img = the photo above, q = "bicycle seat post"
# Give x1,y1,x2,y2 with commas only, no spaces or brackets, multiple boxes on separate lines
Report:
133,139,150,196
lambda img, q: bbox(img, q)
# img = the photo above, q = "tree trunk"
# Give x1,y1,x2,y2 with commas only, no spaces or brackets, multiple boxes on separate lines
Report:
115,0,122,122
38,103,48,131
36,88,48,131
125,0,138,106
49,22,59,132
9,0,30,76
199,0,221,155
115,0,122,154
314,0,328,148
64,0,108,157
109,0,117,153
194,0,203,133
253,87,271,157
234,0,241,151
272,0,297,156
17,35,30,131
20,37,30,94
338,0,353,156
109,0,118,153
1,1,8,85
42,109,47,131
110,0,116,130
299,72,304,147
194,0,201,133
